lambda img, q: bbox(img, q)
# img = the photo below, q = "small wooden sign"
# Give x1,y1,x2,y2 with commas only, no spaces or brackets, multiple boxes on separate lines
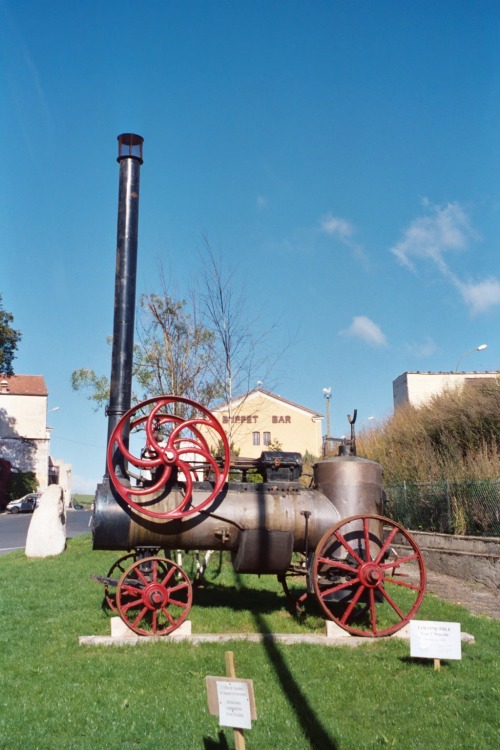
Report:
206,677,257,728
206,650,257,749
410,620,462,662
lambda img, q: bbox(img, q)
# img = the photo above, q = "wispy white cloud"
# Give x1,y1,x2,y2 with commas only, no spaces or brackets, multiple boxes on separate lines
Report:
390,200,500,315
456,277,500,316
320,213,368,266
256,194,267,210
404,336,437,358
339,316,388,347
320,214,355,239
390,201,474,271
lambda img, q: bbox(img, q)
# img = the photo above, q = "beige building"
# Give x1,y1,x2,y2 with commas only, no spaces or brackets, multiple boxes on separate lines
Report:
393,371,499,409
211,388,323,458
0,375,72,500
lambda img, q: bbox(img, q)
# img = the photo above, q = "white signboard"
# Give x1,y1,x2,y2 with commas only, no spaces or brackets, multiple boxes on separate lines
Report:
216,680,252,729
410,620,462,660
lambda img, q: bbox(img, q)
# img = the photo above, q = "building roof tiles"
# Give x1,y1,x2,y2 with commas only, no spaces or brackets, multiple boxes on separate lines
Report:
0,375,48,396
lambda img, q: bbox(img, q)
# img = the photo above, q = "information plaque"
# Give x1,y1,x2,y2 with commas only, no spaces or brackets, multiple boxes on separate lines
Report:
206,676,257,730
410,620,462,660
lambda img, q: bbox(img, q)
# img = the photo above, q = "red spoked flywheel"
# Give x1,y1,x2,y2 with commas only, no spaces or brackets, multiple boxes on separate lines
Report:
107,395,230,519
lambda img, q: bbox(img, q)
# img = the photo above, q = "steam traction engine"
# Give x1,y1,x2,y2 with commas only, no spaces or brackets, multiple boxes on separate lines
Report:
92,135,426,638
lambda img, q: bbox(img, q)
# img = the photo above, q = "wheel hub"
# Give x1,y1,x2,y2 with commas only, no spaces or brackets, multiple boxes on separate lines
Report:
163,447,177,463
145,584,168,609
359,562,383,588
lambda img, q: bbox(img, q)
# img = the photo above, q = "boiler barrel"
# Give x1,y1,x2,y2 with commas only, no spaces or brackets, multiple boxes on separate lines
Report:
93,482,341,555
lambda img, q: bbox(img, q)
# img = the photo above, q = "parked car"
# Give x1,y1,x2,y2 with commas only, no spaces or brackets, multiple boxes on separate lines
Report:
6,493,42,514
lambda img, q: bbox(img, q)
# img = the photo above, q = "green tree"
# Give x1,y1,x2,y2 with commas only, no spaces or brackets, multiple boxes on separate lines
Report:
7,470,38,500
71,288,221,414
0,294,22,376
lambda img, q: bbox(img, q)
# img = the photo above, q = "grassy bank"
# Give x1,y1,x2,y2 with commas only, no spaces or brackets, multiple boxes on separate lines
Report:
0,536,498,750
71,494,94,508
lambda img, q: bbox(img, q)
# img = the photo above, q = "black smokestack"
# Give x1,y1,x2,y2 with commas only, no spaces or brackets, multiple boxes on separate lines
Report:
106,133,144,468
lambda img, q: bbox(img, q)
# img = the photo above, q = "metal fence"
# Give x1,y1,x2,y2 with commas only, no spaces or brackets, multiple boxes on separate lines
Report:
383,479,500,537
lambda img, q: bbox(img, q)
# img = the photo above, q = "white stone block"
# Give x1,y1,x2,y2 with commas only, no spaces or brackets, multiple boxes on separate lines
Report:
25,485,66,558
111,617,136,637
171,619,192,636
325,620,351,638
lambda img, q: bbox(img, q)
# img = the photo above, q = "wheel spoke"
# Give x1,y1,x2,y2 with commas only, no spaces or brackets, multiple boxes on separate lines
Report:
382,575,424,592
152,609,160,633
332,530,365,566
369,588,377,634
162,608,177,627
160,565,177,588
317,556,358,575
340,583,366,624
363,517,372,562
121,583,144,598
378,585,406,619
373,525,399,565
131,606,149,628
167,597,189,609
134,568,150,587
319,576,361,600
168,580,190,596
380,552,419,569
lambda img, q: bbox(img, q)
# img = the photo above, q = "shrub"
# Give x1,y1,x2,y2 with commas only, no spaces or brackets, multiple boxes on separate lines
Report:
7,470,38,500
357,377,500,483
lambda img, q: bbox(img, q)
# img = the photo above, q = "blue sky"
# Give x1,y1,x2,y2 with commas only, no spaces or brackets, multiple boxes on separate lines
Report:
2,1,499,492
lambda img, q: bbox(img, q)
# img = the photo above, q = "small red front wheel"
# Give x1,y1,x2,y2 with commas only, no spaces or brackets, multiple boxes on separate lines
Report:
312,514,426,637
116,557,193,636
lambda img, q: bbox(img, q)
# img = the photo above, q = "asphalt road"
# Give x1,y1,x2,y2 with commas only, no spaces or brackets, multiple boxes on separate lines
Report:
0,508,92,555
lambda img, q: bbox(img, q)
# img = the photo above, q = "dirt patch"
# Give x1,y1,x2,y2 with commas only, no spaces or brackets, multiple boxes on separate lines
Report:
422,568,500,620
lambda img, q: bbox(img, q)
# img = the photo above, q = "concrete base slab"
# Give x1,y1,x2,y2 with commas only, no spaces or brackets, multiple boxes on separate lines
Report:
80,632,372,647
79,619,475,647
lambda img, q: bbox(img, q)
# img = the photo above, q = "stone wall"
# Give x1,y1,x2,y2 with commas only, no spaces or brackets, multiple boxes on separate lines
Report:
392,529,499,589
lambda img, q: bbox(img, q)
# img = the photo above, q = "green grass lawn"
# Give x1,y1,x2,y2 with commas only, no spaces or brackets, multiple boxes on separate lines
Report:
0,535,498,750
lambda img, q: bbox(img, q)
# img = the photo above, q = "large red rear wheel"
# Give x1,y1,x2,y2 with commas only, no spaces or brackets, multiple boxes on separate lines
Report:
312,514,426,636
107,395,230,519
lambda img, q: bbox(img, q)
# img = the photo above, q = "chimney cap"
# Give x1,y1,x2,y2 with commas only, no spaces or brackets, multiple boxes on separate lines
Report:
117,133,144,163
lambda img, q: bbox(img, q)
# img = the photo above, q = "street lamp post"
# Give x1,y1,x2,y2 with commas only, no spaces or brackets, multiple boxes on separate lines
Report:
455,344,488,372
323,387,331,439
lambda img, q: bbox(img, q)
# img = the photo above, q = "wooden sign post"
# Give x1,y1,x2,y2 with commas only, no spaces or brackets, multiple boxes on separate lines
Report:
206,651,257,750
